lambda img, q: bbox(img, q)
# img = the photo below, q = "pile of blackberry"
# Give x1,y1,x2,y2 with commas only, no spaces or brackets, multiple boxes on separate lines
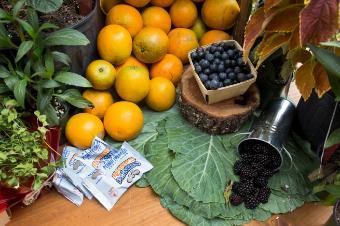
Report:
229,141,281,209
190,42,254,90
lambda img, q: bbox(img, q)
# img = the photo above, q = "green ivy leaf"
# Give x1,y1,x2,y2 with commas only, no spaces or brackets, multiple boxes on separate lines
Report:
325,128,340,148
13,79,27,107
16,19,36,38
54,89,92,108
44,28,89,46
15,40,34,63
26,0,63,13
51,51,71,66
54,72,92,87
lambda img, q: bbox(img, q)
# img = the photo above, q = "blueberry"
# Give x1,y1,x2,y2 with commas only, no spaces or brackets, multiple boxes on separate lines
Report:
226,68,233,73
217,46,224,52
200,59,210,69
210,79,219,90
223,78,232,86
228,72,236,80
198,51,205,58
218,64,225,72
219,72,227,80
199,73,208,82
218,82,224,88
214,58,221,64
191,51,198,60
221,53,229,60
205,53,214,62
210,64,217,72
204,68,211,74
231,60,236,66
209,73,219,81
234,66,241,73
237,57,246,66
205,80,211,89
195,65,202,73
214,51,221,58
212,43,219,47
225,59,231,66
210,46,217,53
237,73,247,82
227,49,234,57
246,74,254,79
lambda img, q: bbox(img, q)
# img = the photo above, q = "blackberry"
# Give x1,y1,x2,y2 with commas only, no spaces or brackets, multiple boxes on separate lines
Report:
257,187,271,204
244,195,260,209
254,176,268,188
233,160,243,175
230,193,243,206
232,181,241,194
261,168,274,177
251,161,265,172
254,154,270,164
239,165,257,178
267,153,281,169
238,180,255,196
240,152,253,162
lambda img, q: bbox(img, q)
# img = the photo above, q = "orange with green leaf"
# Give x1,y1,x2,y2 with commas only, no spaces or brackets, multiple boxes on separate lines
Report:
243,0,340,101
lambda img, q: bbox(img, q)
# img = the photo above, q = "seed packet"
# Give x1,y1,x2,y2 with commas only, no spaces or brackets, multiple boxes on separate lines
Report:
82,141,153,211
52,169,83,206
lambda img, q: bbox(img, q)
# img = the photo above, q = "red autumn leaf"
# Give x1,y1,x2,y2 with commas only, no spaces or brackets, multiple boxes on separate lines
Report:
256,33,291,68
313,62,331,97
255,33,276,59
265,5,303,32
300,0,338,45
289,26,301,50
264,0,284,14
243,8,266,61
295,59,316,100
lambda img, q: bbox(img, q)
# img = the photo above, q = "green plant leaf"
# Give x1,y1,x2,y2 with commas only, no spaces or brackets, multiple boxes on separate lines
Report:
27,8,39,31
54,89,92,108
4,75,19,90
320,41,340,48
12,0,26,16
54,72,92,87
309,45,340,79
0,8,11,20
38,23,59,33
43,103,59,126
38,79,61,88
13,79,27,107
44,52,54,79
0,83,10,94
325,184,340,198
327,70,340,101
26,0,63,13
15,41,34,63
0,65,10,78
51,51,71,66
37,89,52,112
16,19,36,38
0,25,16,49
325,128,340,148
44,28,89,46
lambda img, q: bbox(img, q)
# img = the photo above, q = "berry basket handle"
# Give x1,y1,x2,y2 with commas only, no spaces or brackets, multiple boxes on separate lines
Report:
229,132,251,147
281,145,293,171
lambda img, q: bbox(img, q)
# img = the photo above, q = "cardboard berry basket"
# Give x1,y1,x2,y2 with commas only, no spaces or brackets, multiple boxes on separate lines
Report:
188,40,257,104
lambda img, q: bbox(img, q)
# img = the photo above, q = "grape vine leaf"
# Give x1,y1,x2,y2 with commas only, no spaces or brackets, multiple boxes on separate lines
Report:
300,0,338,45
295,59,316,100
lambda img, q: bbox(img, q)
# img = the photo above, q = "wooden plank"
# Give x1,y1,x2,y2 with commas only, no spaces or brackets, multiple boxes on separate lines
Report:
8,187,332,226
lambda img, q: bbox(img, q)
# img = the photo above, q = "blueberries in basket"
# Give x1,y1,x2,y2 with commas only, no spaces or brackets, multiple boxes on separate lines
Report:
191,42,255,90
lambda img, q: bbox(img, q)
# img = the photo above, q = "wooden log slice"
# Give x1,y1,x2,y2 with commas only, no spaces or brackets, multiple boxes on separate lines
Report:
179,67,260,135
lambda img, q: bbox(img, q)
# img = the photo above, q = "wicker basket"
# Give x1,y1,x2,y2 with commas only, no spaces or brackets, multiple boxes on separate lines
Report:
188,40,257,104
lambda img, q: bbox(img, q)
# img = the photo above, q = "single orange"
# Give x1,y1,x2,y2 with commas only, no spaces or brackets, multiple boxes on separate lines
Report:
66,113,105,149
124,0,150,7
116,56,148,74
170,0,197,28
142,7,171,34
199,30,231,46
83,89,114,118
150,0,174,7
100,0,123,14
104,101,144,141
168,28,199,64
115,66,150,103
85,59,116,90
97,24,132,65
201,0,240,30
150,54,183,85
133,27,169,64
146,77,176,112
106,4,143,37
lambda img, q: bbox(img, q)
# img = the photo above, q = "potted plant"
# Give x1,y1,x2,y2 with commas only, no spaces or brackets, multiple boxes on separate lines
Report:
0,0,93,127
242,0,340,153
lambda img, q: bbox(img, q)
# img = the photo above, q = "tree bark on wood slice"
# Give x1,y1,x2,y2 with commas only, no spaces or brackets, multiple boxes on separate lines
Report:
179,67,260,135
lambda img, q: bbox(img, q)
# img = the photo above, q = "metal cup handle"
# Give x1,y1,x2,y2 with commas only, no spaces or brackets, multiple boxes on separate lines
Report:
229,132,251,147
282,146,293,171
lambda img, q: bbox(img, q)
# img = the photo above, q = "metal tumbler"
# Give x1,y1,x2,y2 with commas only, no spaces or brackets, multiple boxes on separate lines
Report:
237,98,296,170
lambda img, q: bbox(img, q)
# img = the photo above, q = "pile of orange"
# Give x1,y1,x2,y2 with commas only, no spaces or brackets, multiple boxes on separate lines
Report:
67,0,241,148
